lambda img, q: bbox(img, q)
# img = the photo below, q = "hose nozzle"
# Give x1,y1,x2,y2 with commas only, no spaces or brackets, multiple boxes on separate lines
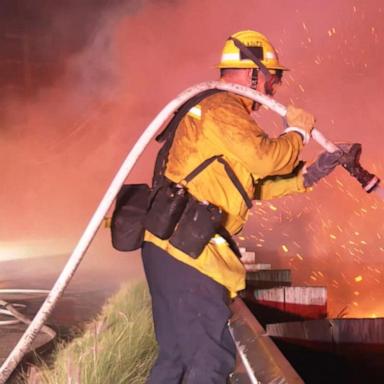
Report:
339,143,380,193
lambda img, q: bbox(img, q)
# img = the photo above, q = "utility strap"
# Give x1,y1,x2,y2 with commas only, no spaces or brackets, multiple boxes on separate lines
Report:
152,89,223,190
183,155,221,183
229,37,272,82
156,89,222,143
217,226,243,259
217,157,253,209
183,155,253,209
153,88,253,209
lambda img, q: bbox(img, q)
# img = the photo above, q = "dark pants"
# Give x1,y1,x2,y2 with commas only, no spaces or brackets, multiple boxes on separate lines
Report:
142,242,236,384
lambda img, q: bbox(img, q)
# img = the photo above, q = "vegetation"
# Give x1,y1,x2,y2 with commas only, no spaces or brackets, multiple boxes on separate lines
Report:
25,282,157,384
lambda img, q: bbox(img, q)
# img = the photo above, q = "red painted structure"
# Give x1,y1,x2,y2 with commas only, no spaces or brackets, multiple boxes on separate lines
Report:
251,286,327,319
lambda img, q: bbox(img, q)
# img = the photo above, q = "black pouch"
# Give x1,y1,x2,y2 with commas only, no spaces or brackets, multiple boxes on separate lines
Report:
144,182,189,239
169,198,223,258
111,184,150,251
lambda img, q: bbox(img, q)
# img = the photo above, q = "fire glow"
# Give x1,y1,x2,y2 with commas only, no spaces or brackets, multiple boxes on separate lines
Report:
1,1,383,318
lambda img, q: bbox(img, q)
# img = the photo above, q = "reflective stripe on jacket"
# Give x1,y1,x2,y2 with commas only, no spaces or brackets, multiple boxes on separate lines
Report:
145,91,307,297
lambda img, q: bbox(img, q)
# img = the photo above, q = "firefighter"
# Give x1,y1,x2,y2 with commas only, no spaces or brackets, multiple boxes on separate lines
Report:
142,30,339,383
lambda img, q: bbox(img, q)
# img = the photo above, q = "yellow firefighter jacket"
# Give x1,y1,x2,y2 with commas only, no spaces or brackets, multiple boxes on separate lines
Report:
144,91,307,297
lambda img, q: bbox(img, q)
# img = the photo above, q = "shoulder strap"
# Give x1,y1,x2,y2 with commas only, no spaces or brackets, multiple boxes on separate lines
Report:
151,89,253,209
183,155,222,183
151,89,223,189
217,157,253,209
217,226,242,259
183,155,253,209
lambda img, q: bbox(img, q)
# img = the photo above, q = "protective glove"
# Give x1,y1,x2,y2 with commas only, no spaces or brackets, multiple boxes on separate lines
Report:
335,143,355,157
284,105,316,145
303,148,344,188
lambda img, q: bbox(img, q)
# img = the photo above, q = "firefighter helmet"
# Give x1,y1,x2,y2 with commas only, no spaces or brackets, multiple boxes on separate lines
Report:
218,30,288,71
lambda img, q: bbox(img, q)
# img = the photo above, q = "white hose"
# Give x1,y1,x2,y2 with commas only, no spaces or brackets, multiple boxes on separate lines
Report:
0,289,50,295
0,81,347,382
0,300,56,339
0,304,26,326
0,290,48,327
0,319,20,326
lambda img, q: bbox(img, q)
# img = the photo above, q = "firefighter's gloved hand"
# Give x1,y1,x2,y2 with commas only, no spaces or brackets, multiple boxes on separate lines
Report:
303,149,344,188
284,105,316,145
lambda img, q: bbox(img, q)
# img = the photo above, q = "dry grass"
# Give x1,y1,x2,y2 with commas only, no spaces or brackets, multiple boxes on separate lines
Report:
24,282,156,384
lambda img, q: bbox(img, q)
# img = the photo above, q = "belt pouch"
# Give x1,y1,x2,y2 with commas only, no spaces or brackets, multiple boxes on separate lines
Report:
111,183,150,251
169,199,223,258
145,182,189,239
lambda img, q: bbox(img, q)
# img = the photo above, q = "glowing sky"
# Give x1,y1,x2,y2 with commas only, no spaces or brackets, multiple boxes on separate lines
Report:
1,0,383,316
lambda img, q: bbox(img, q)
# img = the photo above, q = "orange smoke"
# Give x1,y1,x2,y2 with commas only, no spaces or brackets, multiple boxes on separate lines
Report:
0,1,383,316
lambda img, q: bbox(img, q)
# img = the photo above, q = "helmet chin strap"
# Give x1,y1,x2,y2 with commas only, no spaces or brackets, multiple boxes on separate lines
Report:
230,36,274,96
251,69,260,110
251,68,258,90
250,69,274,96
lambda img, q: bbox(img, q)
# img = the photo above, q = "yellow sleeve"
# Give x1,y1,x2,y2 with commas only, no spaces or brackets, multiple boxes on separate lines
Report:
204,93,304,179
255,169,308,200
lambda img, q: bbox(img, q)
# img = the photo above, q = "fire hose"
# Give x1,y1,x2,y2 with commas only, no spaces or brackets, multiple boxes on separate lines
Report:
0,301,55,339
0,304,26,326
0,290,54,335
0,81,381,383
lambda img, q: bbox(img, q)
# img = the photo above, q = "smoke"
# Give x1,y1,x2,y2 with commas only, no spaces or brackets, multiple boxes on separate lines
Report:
0,0,383,316
0,1,147,242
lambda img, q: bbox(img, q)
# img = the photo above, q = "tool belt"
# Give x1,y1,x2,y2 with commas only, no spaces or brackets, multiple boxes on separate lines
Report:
145,155,252,258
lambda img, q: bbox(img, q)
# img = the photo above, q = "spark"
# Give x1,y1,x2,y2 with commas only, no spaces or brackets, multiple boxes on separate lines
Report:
282,245,289,253
328,27,336,37
354,275,363,283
